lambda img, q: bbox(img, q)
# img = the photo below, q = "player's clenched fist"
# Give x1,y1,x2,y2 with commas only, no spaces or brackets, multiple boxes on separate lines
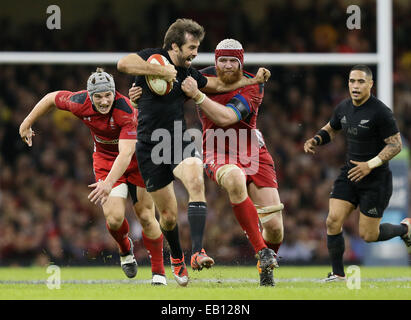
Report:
181,76,199,98
256,68,271,83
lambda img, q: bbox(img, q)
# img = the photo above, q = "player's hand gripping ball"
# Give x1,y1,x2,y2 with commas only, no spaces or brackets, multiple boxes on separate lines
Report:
145,54,174,96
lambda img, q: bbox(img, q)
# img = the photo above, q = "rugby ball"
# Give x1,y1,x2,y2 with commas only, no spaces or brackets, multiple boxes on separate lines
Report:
145,54,173,96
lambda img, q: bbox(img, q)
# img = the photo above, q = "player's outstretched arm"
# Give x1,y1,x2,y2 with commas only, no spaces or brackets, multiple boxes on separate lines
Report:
117,53,177,82
304,122,338,154
202,67,271,94
19,91,59,147
88,138,136,205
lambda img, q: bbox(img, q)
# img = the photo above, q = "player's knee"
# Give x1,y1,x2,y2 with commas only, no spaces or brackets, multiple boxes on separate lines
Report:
159,208,177,229
106,214,124,230
180,160,205,194
221,169,246,197
185,174,205,196
326,214,342,233
135,207,155,229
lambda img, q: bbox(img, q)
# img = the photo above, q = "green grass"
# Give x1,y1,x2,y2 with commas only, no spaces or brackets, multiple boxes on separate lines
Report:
0,265,410,300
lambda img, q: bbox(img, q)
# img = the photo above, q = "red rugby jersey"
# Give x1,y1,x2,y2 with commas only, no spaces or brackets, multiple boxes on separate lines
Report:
199,67,274,166
55,90,137,160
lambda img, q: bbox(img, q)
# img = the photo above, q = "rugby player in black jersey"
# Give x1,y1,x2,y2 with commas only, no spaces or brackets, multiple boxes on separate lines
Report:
304,65,411,281
117,18,270,286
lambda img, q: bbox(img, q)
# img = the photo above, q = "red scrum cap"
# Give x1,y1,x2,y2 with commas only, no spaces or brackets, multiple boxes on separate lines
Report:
215,39,244,67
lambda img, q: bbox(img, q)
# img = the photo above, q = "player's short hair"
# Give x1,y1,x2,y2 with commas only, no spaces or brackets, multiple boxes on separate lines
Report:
350,65,373,79
163,18,205,50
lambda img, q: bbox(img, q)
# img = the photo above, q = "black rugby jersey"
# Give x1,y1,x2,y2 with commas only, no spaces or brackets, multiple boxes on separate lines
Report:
134,48,208,143
329,95,399,170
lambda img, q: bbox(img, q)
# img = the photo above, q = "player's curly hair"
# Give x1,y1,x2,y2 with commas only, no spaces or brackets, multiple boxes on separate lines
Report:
163,18,205,50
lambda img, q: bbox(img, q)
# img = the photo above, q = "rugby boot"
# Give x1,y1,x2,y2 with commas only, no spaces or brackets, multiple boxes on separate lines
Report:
400,218,411,252
191,248,215,271
120,237,138,278
257,260,275,286
171,255,189,286
151,273,167,286
323,272,346,282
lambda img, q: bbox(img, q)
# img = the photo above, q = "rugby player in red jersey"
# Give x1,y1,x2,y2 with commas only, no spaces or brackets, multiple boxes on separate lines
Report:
181,39,284,286
19,68,166,285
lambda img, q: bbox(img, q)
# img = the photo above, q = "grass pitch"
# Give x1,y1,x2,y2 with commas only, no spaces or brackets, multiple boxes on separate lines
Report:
0,265,410,300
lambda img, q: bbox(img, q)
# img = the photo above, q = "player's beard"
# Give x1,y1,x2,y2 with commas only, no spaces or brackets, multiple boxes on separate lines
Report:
216,66,242,85
177,52,196,68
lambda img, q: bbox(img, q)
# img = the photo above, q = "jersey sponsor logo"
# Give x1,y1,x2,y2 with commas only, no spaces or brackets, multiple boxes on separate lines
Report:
347,127,358,135
110,117,116,130
367,208,378,216
358,119,370,129
94,135,119,144
145,178,154,190
341,116,347,124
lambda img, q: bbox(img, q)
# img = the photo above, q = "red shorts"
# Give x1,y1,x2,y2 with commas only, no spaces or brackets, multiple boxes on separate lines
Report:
204,160,278,188
93,153,145,188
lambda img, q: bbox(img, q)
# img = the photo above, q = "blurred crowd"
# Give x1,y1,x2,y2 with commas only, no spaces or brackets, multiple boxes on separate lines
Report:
0,0,410,267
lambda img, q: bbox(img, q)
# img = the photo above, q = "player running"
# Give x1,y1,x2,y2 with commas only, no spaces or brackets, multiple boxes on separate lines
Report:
180,39,283,286
119,19,270,286
304,65,411,281
19,68,167,285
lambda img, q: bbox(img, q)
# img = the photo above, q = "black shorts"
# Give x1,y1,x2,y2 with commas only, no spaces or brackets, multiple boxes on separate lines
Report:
330,166,393,218
136,139,201,192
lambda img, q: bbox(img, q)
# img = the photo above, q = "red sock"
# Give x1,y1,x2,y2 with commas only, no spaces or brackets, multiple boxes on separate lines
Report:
264,240,282,255
106,218,131,254
232,197,266,253
142,232,165,275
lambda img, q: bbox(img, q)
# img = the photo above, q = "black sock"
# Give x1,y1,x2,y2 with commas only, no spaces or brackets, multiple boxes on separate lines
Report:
327,232,345,277
160,225,183,260
188,201,207,253
377,223,408,241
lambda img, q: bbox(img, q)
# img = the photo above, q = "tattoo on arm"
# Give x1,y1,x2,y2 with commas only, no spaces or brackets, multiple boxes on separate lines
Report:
379,133,402,162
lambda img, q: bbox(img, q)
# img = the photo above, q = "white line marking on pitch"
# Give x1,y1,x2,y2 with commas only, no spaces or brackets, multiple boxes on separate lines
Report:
1,278,410,285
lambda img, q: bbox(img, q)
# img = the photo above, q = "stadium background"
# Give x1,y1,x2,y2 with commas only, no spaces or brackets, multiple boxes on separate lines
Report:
0,0,410,268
